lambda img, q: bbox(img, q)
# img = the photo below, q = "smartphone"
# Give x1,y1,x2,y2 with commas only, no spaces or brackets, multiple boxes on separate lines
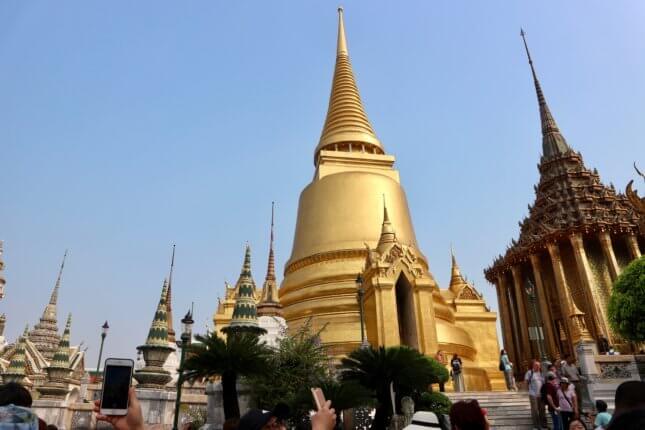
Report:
100,358,134,416
311,387,326,411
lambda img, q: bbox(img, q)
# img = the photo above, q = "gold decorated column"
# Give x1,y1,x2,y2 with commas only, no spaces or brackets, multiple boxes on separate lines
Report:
529,254,559,360
625,233,641,260
598,231,620,281
546,242,580,346
510,265,533,363
496,275,518,368
569,233,611,341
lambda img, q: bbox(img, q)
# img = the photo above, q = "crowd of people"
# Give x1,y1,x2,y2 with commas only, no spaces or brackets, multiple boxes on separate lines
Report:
0,367,644,429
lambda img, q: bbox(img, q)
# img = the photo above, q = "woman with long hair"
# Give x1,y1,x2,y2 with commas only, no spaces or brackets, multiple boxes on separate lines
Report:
499,349,516,391
450,353,465,392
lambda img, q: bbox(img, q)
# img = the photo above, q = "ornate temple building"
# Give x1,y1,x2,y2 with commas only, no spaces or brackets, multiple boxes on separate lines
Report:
213,206,286,346
484,32,643,369
279,9,501,390
0,252,86,402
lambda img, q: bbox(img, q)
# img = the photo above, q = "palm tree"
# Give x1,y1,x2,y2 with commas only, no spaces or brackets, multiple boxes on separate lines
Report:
340,346,438,430
182,332,270,419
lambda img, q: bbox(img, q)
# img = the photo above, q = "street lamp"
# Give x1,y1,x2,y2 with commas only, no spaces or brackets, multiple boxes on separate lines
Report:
94,321,109,382
173,309,194,430
525,280,548,369
356,274,370,349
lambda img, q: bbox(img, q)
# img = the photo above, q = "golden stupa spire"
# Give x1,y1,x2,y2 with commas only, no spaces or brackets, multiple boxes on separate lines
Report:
315,8,383,161
520,29,571,158
449,248,467,294
258,202,283,317
377,196,396,252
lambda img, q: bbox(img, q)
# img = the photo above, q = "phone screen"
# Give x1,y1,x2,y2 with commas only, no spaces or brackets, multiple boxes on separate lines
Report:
102,364,132,410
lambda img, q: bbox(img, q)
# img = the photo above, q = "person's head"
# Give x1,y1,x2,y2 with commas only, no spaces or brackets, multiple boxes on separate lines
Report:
500,349,506,356
596,399,608,413
0,382,33,407
532,360,540,372
547,373,557,385
568,418,588,430
565,355,574,364
615,380,645,415
449,400,487,430
548,364,556,373
607,409,645,430
560,377,569,390
238,403,289,430
453,353,459,360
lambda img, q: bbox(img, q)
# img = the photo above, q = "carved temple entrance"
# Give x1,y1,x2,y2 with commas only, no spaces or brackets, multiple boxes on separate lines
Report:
395,274,419,349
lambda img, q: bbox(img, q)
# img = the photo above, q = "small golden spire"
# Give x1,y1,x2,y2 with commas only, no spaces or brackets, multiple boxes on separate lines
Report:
315,8,383,161
337,7,348,56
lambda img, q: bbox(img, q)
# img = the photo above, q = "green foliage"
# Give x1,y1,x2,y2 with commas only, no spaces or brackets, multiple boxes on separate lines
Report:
608,256,645,342
182,332,271,419
415,391,452,416
246,321,331,415
182,332,271,381
339,345,440,429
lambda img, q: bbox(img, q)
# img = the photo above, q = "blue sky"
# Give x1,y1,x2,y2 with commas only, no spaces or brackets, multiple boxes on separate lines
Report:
2,1,644,365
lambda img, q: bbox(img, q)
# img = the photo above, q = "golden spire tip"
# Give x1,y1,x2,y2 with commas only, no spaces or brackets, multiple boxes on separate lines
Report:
337,6,348,56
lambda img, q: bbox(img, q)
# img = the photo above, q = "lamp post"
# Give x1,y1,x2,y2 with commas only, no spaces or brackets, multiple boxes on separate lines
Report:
525,280,548,370
94,321,109,382
172,309,194,430
356,274,370,349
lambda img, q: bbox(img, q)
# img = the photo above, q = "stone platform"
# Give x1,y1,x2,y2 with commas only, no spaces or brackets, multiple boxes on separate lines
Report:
446,391,533,430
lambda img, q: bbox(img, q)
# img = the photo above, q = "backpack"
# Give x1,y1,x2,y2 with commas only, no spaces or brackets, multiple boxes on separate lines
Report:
540,383,549,404
499,360,505,371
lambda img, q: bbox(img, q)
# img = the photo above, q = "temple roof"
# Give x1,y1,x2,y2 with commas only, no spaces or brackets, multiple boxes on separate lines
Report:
484,33,641,281
314,8,383,161
142,280,170,347
222,245,265,334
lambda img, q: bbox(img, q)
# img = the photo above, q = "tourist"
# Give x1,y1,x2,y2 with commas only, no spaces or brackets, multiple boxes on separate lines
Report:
0,382,48,429
568,418,588,430
593,400,612,430
238,403,291,430
450,354,465,393
524,360,545,430
612,380,645,417
0,404,40,430
557,377,577,430
605,346,619,355
435,350,447,392
448,400,488,430
560,356,581,409
547,364,560,384
93,387,144,430
606,409,645,430
544,373,562,430
499,349,515,391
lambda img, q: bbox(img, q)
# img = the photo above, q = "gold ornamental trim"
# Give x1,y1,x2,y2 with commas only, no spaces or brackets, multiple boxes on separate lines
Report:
284,249,368,275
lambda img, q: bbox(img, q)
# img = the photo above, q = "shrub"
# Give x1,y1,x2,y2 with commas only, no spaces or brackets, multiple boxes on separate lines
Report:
415,391,452,416
608,256,645,343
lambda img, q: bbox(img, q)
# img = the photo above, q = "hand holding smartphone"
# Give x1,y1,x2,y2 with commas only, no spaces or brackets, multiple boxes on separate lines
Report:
99,358,134,416
311,387,326,411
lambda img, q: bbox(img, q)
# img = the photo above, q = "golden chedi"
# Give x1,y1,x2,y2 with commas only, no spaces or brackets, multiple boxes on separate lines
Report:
279,9,502,390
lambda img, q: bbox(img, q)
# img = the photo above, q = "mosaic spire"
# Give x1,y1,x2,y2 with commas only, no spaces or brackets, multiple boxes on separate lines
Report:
30,251,67,360
520,29,571,159
144,280,170,346
222,245,265,334
258,203,283,317
449,248,467,293
166,245,176,344
50,313,72,369
0,240,5,300
314,8,383,160
3,325,29,381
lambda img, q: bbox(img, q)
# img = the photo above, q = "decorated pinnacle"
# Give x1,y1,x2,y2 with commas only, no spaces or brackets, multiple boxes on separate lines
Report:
50,313,72,369
449,249,467,293
44,250,67,323
0,240,5,300
166,245,176,344
258,203,283,317
520,29,570,158
315,8,383,159
223,245,263,332
144,280,170,346
5,325,29,377
377,199,396,252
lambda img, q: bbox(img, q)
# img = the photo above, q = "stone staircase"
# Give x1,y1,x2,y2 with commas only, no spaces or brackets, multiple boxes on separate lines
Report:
446,391,533,429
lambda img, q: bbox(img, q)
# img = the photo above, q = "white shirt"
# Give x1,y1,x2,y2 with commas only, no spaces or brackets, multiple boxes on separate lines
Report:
524,370,543,397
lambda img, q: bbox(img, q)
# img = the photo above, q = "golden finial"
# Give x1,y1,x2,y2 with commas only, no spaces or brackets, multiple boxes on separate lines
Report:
337,7,348,56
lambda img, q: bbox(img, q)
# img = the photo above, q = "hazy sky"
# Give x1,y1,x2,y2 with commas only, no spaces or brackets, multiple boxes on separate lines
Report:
2,1,644,366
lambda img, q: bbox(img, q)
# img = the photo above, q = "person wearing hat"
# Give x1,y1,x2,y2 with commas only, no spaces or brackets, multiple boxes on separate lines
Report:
238,404,290,430
557,377,578,430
